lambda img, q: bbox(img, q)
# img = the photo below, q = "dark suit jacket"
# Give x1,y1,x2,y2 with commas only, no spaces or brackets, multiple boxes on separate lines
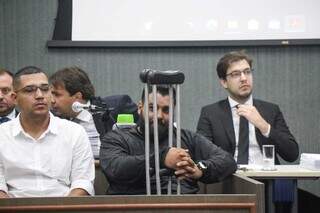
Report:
196,99,299,163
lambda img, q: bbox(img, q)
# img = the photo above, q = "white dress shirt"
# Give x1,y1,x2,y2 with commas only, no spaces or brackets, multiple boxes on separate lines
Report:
75,108,101,158
228,96,269,165
0,113,95,197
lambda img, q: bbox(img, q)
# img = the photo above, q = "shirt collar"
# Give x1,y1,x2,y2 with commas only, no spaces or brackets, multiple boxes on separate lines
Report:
75,101,92,123
12,112,58,137
76,109,92,123
47,112,59,135
228,95,253,109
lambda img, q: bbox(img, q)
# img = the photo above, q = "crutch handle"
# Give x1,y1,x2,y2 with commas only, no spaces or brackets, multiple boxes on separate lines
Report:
139,69,152,83
148,70,185,85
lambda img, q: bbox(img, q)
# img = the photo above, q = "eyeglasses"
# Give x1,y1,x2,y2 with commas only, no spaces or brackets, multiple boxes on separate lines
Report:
15,84,50,95
226,68,253,79
0,87,12,95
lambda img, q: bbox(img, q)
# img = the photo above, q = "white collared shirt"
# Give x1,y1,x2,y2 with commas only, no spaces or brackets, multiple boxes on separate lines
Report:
75,108,101,158
0,113,95,197
228,96,265,165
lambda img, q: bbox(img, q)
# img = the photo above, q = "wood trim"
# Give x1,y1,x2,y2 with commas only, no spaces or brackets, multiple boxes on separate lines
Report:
0,202,256,213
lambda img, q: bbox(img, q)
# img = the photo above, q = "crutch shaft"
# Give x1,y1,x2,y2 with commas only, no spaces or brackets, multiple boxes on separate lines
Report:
152,85,161,195
144,84,151,195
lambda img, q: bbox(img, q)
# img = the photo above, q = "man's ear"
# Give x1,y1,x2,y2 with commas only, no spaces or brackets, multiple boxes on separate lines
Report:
137,101,143,115
220,79,228,89
73,91,83,102
11,92,17,104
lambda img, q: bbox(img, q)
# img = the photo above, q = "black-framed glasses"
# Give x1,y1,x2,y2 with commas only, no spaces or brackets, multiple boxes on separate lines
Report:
15,84,50,95
226,68,253,79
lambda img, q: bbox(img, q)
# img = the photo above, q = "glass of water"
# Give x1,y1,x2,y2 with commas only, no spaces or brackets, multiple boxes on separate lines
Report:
262,145,276,171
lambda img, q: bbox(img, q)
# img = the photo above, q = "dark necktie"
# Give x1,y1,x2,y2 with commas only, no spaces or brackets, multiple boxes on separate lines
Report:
0,117,10,124
237,116,249,164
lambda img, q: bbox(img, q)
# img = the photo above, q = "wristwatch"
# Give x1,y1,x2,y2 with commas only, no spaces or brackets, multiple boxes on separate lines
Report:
196,161,208,171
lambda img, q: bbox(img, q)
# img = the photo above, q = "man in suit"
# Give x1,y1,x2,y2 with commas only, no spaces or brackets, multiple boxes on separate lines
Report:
197,50,298,164
0,69,17,123
196,51,299,212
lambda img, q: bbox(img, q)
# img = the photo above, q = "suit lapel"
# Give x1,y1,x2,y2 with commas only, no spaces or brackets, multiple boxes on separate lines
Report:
218,100,236,155
253,100,265,150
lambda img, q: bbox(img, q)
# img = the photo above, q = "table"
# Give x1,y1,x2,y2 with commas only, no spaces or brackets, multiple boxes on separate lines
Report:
236,165,320,213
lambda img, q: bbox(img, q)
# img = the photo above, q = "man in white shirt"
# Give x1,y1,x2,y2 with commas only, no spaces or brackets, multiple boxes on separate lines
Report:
0,69,17,123
49,67,102,158
0,66,95,198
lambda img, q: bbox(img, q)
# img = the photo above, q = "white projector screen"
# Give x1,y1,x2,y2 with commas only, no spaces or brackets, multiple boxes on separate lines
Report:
48,0,320,47
72,0,319,41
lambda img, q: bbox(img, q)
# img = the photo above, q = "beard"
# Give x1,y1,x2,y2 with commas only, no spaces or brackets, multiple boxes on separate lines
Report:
138,115,169,141
229,88,252,103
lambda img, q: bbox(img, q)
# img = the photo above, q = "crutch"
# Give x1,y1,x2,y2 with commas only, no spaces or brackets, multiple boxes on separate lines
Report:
140,69,185,195
140,69,152,195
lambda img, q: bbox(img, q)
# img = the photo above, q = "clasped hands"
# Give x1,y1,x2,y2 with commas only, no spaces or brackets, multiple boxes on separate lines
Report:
164,147,202,180
236,104,270,135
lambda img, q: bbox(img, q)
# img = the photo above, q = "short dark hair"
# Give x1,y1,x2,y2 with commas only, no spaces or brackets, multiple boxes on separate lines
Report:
49,66,95,101
141,84,176,105
0,68,14,78
13,66,45,89
216,50,253,79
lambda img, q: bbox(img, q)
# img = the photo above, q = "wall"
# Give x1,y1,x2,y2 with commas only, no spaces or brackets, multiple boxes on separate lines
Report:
0,0,320,195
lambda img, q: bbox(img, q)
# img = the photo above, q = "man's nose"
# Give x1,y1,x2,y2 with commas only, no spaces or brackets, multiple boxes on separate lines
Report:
157,109,164,120
35,88,44,98
51,96,56,104
240,71,247,81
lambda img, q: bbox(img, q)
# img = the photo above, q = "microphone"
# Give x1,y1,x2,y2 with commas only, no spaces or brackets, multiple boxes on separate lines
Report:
72,101,112,113
72,101,90,113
